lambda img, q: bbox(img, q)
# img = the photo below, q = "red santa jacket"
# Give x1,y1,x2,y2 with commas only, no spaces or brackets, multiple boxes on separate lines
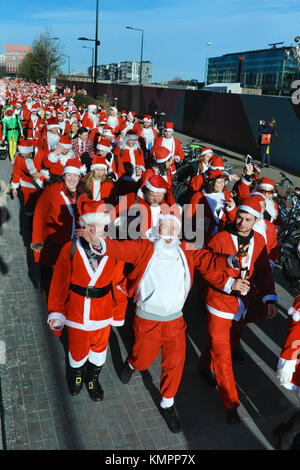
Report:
88,178,116,205
203,228,277,320
98,237,238,299
27,116,44,140
188,188,237,246
32,181,82,265
114,146,145,182
277,292,300,389
11,153,48,193
47,237,127,331
152,135,185,176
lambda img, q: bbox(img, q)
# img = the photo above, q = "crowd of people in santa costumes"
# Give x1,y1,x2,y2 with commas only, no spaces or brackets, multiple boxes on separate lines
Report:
2,77,299,435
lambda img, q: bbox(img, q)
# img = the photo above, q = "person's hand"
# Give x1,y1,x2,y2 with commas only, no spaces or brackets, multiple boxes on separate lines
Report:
230,174,240,181
277,362,296,385
12,188,18,197
53,145,64,155
135,165,143,176
30,242,44,252
266,303,277,319
232,278,250,295
74,225,101,247
49,319,63,331
226,197,235,209
245,163,253,175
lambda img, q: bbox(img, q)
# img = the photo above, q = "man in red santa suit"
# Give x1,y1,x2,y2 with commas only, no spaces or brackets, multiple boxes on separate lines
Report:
152,122,184,177
112,174,173,240
47,197,127,401
277,289,300,404
44,135,86,181
139,114,158,163
75,207,243,432
81,104,99,131
57,109,71,136
114,131,145,195
106,106,124,135
36,117,61,155
119,111,142,145
197,195,278,424
26,103,43,142
256,176,282,227
31,159,85,296
11,138,49,216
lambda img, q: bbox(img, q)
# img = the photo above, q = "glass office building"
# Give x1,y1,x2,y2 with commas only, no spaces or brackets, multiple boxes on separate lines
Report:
206,46,299,95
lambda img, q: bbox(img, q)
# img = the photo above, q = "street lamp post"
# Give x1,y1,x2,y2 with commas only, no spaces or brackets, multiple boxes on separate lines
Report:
126,26,144,86
62,54,71,81
82,46,94,80
78,0,100,97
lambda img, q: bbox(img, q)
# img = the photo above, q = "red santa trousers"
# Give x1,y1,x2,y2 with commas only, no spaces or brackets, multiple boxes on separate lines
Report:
128,315,186,399
198,294,267,410
67,325,111,368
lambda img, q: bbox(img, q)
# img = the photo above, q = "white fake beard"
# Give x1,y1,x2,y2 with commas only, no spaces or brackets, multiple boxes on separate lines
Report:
60,149,75,166
89,113,99,124
47,132,60,150
153,237,180,260
26,102,32,111
107,116,118,128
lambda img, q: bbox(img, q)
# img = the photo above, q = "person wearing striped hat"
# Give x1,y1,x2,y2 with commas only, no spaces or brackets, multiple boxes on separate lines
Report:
198,194,277,423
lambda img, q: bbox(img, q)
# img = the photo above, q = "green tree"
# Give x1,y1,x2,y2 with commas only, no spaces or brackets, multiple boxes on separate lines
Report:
18,28,64,84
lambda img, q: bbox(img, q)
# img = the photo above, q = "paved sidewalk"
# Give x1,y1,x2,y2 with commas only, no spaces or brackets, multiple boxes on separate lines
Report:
0,147,299,451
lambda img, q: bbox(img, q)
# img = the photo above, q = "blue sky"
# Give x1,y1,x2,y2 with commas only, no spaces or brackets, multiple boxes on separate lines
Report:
1,0,300,82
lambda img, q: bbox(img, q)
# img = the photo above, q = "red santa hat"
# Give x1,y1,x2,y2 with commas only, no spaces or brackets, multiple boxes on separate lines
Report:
90,155,109,172
109,106,118,114
209,156,224,170
143,115,152,123
164,121,174,131
31,102,40,112
99,112,107,124
59,135,72,149
47,117,60,130
257,177,276,193
238,195,264,219
127,111,136,119
88,103,97,113
78,194,110,226
143,175,169,193
121,110,127,116
152,146,172,164
200,147,213,157
96,138,112,153
206,169,227,181
288,292,300,322
18,138,34,154
102,126,114,138
63,158,82,176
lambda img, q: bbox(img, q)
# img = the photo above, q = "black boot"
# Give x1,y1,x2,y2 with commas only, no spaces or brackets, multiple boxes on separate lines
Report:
85,362,104,402
67,365,85,396
120,361,135,384
226,407,241,425
160,405,182,433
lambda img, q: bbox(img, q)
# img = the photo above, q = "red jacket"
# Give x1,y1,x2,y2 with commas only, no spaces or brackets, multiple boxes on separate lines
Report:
47,238,127,330
204,229,277,319
99,237,237,299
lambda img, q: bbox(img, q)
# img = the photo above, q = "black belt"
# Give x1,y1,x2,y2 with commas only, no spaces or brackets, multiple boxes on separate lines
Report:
70,282,112,299
6,127,18,131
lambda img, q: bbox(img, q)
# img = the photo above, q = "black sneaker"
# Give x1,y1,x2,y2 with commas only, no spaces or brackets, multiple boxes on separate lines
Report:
160,405,182,433
120,361,135,384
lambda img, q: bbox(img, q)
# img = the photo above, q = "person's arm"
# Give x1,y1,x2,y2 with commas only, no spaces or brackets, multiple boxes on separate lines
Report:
47,241,73,329
31,185,51,246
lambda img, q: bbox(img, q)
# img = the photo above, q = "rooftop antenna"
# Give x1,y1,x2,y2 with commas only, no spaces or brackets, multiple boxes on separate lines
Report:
268,42,284,48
